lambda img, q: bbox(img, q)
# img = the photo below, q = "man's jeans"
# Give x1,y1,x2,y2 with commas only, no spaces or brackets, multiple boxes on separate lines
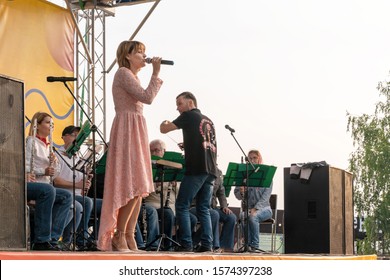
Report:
136,203,160,248
175,173,215,249
216,208,237,250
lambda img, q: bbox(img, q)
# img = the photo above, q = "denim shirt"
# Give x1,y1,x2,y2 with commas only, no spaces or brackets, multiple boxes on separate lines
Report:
234,182,273,212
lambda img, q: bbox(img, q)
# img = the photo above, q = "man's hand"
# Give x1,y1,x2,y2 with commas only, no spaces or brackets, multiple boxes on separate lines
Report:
222,207,233,215
76,179,91,191
160,120,178,134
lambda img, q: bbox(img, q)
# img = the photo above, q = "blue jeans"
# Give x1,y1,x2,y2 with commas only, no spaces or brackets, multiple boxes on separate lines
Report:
28,185,73,243
191,207,219,249
240,208,272,249
216,208,237,250
89,197,102,239
27,182,56,243
136,203,160,248
157,207,175,249
175,174,215,249
62,195,90,244
76,195,93,245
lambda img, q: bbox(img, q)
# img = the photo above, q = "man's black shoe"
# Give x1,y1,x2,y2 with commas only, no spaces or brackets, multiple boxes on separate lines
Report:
146,246,159,251
248,246,266,253
78,242,99,251
195,245,212,253
32,242,61,251
59,242,80,251
175,245,193,252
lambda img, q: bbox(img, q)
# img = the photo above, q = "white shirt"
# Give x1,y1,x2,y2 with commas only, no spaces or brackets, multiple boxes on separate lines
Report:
56,146,86,195
26,136,59,183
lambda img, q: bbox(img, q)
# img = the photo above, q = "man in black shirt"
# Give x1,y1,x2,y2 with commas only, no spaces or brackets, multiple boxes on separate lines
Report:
160,91,218,252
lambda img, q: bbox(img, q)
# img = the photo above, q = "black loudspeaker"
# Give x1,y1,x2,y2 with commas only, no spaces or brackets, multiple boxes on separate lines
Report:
284,166,353,254
0,74,27,250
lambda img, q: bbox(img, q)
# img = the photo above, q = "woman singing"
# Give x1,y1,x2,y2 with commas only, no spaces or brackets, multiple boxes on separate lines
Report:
98,40,163,251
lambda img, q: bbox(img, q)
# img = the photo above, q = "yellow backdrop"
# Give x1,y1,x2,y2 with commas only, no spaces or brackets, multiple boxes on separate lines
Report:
0,0,75,146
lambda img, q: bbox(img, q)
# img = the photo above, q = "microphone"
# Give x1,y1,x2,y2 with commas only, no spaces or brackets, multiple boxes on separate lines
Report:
145,57,174,65
47,76,77,82
225,124,235,133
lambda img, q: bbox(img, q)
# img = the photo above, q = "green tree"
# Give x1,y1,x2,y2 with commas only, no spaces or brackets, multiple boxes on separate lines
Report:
347,80,390,255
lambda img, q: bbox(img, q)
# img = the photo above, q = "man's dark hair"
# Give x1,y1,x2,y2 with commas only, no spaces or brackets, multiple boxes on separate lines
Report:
176,91,197,107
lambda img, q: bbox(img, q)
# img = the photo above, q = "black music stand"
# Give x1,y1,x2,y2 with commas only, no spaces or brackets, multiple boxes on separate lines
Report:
224,162,276,253
61,121,93,250
145,158,183,251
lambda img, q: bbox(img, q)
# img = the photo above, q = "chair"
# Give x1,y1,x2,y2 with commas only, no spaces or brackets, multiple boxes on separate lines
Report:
259,194,278,252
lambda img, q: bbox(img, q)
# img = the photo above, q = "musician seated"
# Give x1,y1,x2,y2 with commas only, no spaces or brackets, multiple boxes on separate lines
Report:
54,125,102,250
25,112,73,250
143,139,176,250
233,149,273,252
147,139,204,251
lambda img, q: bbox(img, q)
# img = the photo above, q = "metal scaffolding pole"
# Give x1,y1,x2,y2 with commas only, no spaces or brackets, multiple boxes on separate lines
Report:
66,0,160,142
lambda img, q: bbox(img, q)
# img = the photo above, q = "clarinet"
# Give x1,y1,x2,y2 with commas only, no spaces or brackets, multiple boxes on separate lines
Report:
241,187,248,221
164,182,172,208
30,119,37,175
141,198,147,242
48,118,54,184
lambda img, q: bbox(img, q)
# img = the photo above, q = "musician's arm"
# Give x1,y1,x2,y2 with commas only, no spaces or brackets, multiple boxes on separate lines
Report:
160,120,178,134
53,176,86,190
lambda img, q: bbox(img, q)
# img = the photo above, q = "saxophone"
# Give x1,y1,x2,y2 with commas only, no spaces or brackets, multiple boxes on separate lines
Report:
48,118,54,184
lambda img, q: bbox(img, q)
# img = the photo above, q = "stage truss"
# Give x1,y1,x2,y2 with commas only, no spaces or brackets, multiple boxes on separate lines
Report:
64,0,161,142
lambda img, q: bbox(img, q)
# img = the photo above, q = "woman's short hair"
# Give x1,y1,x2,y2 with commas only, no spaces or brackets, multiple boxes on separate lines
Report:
116,40,145,68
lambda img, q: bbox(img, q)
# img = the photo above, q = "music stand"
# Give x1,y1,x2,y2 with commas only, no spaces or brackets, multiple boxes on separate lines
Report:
145,157,183,251
66,120,92,157
224,162,276,253
57,121,93,250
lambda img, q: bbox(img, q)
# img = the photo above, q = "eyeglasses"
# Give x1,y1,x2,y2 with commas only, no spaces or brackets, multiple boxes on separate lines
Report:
151,148,164,153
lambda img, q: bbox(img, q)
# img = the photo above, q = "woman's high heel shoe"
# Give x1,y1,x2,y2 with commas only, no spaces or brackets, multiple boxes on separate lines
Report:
125,231,139,251
112,230,131,252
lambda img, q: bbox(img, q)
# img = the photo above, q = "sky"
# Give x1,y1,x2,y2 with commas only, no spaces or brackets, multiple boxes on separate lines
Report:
51,0,390,209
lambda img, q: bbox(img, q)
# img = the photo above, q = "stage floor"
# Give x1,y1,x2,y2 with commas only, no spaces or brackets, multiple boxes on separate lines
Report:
0,250,377,260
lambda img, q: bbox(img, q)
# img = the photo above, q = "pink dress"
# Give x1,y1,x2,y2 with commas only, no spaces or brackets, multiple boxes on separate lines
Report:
98,67,163,251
